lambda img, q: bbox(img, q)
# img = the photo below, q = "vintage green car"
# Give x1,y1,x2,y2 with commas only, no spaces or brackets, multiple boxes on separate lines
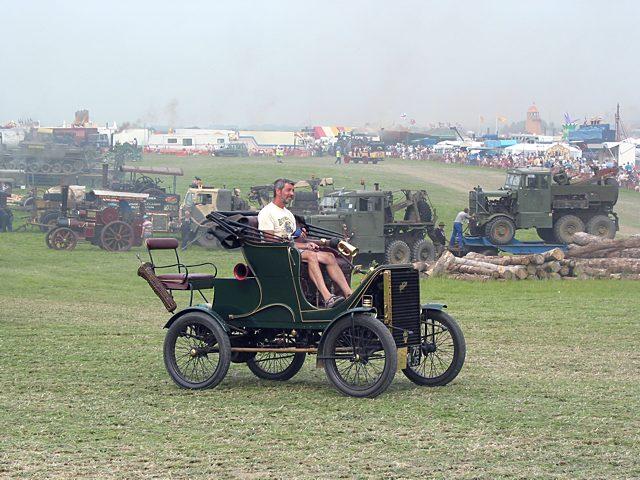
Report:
140,212,466,398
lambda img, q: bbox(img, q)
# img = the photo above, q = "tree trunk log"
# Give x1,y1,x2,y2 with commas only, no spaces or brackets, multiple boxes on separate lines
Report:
567,237,640,258
542,248,565,261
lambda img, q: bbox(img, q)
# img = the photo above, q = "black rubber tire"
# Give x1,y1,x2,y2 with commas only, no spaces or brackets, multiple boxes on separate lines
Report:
412,239,436,262
485,216,515,245
323,314,397,398
554,214,584,244
536,227,558,243
402,310,466,386
39,211,59,232
585,215,616,239
247,352,306,381
385,239,411,264
163,312,231,390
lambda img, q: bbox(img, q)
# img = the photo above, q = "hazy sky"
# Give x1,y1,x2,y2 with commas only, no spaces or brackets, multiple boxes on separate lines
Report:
2,0,639,130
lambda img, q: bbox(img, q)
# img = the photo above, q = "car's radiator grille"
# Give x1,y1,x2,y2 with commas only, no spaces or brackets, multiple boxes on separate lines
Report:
387,268,421,346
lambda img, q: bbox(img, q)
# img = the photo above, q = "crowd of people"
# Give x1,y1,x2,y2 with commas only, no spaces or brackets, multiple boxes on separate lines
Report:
386,144,640,191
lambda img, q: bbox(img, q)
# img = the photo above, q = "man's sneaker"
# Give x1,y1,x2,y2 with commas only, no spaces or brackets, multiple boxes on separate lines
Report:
324,294,344,309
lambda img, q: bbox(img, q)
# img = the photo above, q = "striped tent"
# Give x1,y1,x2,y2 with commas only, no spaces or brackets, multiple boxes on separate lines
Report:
312,126,352,139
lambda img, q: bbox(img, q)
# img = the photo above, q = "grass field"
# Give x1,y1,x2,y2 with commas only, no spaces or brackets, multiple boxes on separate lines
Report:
1,156,639,479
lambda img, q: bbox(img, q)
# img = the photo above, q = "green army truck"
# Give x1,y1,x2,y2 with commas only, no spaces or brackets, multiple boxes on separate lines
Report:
305,187,437,264
469,167,619,244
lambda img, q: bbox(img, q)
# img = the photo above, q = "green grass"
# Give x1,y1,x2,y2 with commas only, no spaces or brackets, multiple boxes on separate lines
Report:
1,156,639,478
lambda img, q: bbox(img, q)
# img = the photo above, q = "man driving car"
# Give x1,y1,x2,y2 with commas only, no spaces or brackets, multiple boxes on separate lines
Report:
258,178,352,308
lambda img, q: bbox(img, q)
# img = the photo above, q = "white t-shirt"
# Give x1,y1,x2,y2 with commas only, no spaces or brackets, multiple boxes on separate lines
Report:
454,211,471,224
258,202,296,239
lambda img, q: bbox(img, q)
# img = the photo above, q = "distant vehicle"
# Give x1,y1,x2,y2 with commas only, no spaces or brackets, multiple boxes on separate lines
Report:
249,177,335,216
180,186,249,248
305,186,438,264
214,143,248,157
336,133,386,164
469,167,619,244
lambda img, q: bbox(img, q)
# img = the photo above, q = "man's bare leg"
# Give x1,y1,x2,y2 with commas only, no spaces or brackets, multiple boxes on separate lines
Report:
301,251,332,302
317,252,353,297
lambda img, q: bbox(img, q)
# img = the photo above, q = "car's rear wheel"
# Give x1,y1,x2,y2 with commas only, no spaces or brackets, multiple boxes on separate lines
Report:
323,315,397,398
402,310,466,386
247,352,306,381
163,313,230,389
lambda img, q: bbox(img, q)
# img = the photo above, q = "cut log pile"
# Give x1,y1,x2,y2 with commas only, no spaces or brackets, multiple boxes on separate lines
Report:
413,233,640,281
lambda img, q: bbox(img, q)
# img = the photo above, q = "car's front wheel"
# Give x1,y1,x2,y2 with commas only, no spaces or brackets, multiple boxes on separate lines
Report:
323,315,397,398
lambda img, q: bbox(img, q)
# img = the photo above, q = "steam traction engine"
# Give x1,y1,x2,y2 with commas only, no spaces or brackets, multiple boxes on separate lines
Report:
46,187,148,252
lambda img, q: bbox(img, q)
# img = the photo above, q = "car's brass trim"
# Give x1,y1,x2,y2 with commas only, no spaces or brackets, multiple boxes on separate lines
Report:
383,269,392,326
397,346,407,370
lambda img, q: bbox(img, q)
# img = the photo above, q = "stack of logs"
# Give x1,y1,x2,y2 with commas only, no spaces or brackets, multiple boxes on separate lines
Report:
416,232,640,281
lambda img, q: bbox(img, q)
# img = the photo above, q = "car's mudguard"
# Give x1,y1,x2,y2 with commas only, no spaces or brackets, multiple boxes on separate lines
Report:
315,307,377,368
422,303,447,313
163,306,230,333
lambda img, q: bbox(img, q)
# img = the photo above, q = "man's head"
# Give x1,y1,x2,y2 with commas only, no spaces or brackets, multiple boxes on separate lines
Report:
273,178,295,206
463,208,469,214
438,222,445,229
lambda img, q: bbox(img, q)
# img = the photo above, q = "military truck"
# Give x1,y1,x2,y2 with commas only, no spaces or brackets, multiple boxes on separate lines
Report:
469,167,619,245
180,186,250,248
305,186,437,264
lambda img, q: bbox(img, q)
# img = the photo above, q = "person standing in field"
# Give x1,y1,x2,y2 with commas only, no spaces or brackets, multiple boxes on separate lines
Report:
449,208,471,248
334,147,342,164
433,221,447,257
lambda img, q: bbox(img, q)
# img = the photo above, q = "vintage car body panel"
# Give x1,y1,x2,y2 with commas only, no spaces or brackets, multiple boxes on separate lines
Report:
163,305,229,331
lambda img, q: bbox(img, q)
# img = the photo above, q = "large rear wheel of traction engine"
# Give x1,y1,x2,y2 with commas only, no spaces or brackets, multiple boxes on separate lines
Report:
385,239,411,264
100,220,134,252
163,312,231,389
323,314,397,398
247,352,306,381
585,214,616,239
402,310,466,386
485,216,515,245
553,214,584,244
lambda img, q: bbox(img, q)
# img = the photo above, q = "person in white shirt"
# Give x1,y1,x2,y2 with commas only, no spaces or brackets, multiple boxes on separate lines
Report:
450,208,471,248
258,178,352,308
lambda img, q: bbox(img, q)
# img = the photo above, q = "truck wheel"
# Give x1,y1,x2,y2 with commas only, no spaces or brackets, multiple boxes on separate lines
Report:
536,227,558,243
385,240,411,264
485,217,515,245
412,239,435,262
586,215,616,239
554,215,584,244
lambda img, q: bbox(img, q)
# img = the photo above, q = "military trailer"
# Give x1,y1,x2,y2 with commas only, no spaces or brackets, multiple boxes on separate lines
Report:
180,186,250,248
137,211,466,398
469,167,619,245
305,186,437,264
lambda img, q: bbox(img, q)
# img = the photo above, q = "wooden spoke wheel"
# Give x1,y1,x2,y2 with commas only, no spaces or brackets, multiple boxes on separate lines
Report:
402,310,466,387
323,314,397,398
247,352,306,381
100,221,134,252
163,312,231,389
48,227,78,251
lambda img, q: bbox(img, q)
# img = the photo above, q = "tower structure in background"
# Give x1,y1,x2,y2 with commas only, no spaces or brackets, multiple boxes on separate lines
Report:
525,104,542,135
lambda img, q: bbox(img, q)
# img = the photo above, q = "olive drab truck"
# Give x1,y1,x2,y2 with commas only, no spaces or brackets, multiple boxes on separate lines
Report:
305,186,437,265
469,167,619,245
